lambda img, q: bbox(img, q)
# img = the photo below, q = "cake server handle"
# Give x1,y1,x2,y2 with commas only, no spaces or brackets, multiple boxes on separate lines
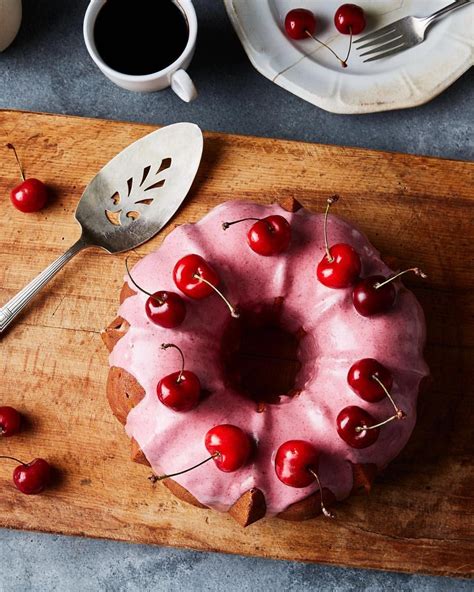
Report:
0,236,90,334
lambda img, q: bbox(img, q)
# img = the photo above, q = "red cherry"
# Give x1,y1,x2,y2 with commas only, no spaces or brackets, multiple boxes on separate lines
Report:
334,4,366,35
173,254,239,317
285,9,316,40
0,406,22,437
11,179,48,213
317,196,361,289
223,215,291,256
152,424,252,483
353,268,427,317
317,243,361,288
347,359,393,403
173,254,219,300
275,440,335,517
7,144,48,213
275,439,319,488
0,457,52,495
145,291,186,328
248,216,291,256
352,275,395,317
157,371,200,412
205,424,251,472
158,344,200,412
336,406,379,448
125,259,186,328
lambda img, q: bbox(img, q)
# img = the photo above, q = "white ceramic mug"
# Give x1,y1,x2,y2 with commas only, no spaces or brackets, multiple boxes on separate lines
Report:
0,0,22,52
83,0,197,102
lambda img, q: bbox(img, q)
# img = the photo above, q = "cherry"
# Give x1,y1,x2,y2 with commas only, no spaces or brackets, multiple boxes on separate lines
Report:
204,424,252,472
125,259,186,328
222,215,291,256
317,196,361,288
174,254,218,299
347,359,393,403
284,9,316,40
353,268,427,317
0,406,22,437
275,440,334,517
157,343,200,412
284,9,351,67
145,292,186,328
334,4,366,35
0,456,51,494
154,424,251,482
337,406,380,448
7,143,48,213
337,385,406,448
174,254,239,317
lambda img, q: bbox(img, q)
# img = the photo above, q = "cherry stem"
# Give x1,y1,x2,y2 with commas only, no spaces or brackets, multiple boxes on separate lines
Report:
356,412,406,432
222,217,260,230
6,143,25,182
125,258,164,305
375,268,427,290
153,452,220,482
356,375,406,432
305,31,347,68
0,455,26,466
307,467,335,519
371,375,404,417
323,195,339,262
161,343,186,383
343,26,353,66
193,273,240,318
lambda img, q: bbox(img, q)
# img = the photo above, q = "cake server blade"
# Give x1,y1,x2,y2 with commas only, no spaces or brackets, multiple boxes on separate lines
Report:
0,122,204,334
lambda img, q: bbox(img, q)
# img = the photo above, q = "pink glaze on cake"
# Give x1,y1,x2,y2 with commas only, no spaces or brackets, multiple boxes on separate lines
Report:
109,201,428,516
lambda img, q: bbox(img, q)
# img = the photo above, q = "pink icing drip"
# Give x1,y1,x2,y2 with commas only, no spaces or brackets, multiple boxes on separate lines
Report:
109,201,428,516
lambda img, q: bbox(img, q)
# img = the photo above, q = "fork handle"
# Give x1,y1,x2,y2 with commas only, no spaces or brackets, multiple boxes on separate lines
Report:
0,236,90,334
424,0,473,26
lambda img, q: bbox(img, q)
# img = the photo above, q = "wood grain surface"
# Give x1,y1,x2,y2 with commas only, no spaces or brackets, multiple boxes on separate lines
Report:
0,110,472,577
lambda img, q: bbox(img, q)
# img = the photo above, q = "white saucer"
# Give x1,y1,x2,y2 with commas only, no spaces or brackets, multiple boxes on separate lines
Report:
224,0,474,114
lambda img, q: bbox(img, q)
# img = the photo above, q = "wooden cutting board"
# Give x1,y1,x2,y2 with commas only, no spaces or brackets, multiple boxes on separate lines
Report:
0,110,472,578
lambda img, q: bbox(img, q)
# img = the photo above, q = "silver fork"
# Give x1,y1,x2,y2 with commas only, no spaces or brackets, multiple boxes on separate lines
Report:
355,0,473,62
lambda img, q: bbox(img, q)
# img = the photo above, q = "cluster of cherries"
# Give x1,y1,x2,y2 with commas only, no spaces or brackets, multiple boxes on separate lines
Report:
6,143,49,212
316,196,427,316
127,196,425,517
154,423,334,519
285,4,366,68
0,406,51,495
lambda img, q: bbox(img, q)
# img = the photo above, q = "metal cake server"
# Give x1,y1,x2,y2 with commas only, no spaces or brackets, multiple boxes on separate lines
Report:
0,122,203,333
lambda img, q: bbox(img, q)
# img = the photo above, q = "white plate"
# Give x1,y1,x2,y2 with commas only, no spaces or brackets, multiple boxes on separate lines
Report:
224,0,474,114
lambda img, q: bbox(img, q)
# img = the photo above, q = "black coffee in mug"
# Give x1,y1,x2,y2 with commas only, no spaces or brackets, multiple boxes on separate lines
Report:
94,0,189,76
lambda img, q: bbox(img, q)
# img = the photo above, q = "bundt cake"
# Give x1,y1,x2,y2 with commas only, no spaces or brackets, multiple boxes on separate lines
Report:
102,198,428,526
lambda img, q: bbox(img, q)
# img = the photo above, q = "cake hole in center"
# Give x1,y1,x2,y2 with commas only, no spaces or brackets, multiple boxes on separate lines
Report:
221,302,302,406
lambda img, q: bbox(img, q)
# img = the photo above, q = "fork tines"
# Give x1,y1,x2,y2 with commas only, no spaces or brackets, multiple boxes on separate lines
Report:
354,18,410,62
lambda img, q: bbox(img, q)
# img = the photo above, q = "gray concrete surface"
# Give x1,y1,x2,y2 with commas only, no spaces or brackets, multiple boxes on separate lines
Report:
0,1,472,591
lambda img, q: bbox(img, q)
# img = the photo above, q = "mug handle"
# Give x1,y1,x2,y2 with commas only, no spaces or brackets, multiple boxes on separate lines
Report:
171,69,198,103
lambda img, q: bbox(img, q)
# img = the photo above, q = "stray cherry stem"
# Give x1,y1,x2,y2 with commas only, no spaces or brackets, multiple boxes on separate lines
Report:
307,468,335,519
305,30,347,68
0,455,26,466
125,258,164,305
193,273,240,318
6,143,25,182
222,217,260,230
161,343,186,383
153,452,220,482
323,195,339,262
375,268,427,290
